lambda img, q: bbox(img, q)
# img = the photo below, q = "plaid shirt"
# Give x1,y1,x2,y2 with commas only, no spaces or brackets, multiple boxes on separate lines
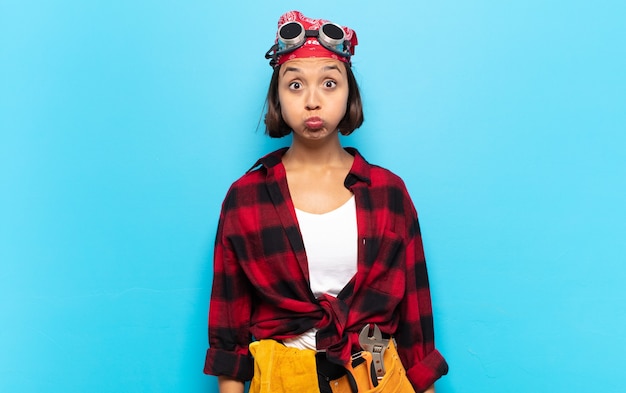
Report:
204,148,448,390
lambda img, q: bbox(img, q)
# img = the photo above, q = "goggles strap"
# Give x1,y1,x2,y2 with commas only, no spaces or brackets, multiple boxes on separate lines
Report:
265,28,351,67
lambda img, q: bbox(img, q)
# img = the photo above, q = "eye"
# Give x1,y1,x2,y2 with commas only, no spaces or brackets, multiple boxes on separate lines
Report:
324,80,337,88
288,81,302,90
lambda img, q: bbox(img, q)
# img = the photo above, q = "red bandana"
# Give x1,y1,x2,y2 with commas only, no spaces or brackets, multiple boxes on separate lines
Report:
274,10,358,66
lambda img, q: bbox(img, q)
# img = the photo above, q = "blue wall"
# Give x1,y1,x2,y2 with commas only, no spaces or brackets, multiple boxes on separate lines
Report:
2,1,625,391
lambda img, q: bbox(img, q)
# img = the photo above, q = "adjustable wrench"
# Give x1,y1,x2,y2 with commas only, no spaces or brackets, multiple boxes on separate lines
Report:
358,324,388,379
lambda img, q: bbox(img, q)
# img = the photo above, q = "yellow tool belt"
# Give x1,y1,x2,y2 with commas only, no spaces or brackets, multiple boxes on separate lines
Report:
248,338,415,393
329,339,415,393
249,339,319,393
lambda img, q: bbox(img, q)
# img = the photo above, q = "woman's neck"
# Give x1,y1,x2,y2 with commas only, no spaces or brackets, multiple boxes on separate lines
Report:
282,135,355,214
283,136,352,169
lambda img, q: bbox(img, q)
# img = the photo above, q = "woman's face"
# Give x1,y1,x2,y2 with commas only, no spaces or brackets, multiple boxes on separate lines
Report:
278,58,349,143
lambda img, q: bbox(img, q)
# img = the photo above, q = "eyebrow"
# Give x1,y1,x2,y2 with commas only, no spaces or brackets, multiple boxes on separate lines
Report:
282,66,301,76
322,65,341,73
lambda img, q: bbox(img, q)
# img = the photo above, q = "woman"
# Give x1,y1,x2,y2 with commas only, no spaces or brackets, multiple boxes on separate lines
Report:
204,10,448,393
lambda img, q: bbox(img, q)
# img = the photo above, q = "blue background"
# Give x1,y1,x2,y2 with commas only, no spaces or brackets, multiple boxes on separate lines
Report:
1,0,625,391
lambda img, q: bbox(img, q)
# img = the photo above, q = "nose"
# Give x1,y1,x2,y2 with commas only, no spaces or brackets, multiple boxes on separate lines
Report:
305,87,321,111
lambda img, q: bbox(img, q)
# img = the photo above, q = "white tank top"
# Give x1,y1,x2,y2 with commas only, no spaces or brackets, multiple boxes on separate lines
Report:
283,195,358,350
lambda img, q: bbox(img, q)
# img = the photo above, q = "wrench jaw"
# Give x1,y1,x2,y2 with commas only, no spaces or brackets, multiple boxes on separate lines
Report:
358,324,389,380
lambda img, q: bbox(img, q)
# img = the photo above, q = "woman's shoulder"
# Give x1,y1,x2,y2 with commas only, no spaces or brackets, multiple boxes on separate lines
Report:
229,147,288,188
349,147,408,189
369,163,406,186
229,167,265,189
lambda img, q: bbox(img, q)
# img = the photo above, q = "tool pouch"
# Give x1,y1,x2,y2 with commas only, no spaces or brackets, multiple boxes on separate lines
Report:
328,339,416,393
249,339,320,393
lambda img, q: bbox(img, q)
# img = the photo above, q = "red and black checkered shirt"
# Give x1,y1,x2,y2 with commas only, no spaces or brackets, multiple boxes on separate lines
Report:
204,148,448,390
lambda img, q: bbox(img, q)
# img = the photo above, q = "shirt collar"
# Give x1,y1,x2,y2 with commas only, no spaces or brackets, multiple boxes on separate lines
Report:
248,147,372,186
344,147,371,186
247,147,289,173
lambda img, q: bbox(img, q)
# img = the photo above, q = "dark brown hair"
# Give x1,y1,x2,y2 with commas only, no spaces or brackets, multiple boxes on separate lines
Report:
264,63,364,138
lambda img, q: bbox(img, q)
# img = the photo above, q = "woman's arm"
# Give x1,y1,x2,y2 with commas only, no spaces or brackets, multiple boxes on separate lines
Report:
423,384,435,393
218,376,245,393
204,187,254,381
394,185,448,390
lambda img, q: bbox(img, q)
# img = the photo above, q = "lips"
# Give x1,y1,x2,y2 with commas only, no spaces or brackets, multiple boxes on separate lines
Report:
304,117,324,130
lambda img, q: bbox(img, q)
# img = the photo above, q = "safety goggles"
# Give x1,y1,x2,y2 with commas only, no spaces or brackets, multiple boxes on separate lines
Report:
265,21,352,66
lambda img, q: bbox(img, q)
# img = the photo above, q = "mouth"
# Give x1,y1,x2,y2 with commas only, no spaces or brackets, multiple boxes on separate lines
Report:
304,117,324,130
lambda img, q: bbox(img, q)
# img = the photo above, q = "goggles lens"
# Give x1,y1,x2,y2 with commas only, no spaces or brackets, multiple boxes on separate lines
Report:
320,23,345,46
278,22,305,48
